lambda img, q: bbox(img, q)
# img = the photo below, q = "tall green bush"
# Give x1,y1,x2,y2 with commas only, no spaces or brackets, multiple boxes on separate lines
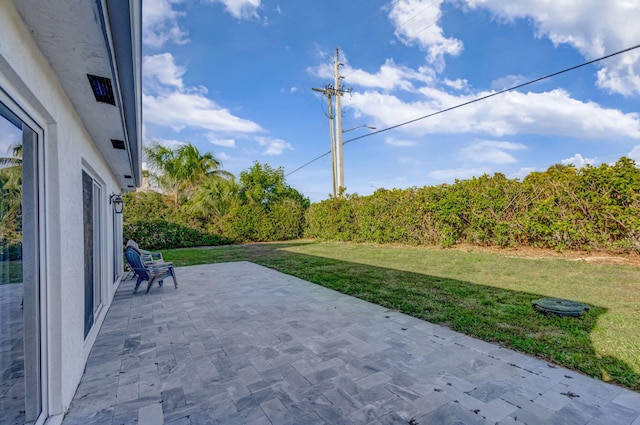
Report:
123,161,309,248
124,219,229,250
305,158,640,252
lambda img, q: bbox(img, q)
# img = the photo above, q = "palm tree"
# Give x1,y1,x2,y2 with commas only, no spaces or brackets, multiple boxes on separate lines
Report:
144,143,232,207
0,165,22,243
0,143,22,168
186,176,240,225
174,144,233,195
0,143,23,246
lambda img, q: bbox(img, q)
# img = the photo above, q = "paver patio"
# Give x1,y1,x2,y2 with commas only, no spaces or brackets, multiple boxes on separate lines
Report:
62,261,640,425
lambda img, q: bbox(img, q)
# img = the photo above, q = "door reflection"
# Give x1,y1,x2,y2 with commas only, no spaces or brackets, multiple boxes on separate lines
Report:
0,102,41,424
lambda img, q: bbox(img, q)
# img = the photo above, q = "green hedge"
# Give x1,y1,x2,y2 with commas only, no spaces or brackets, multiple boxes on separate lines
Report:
0,242,21,261
123,191,307,248
222,200,306,242
124,219,231,250
306,158,640,252
123,158,640,253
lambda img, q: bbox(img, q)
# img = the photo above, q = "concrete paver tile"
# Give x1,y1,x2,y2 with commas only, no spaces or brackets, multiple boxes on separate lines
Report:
612,391,640,412
235,387,277,411
322,386,362,415
478,397,519,423
185,408,216,425
260,397,295,423
587,401,640,425
548,401,596,425
60,262,640,425
466,381,511,403
112,409,139,425
138,402,163,425
417,401,486,425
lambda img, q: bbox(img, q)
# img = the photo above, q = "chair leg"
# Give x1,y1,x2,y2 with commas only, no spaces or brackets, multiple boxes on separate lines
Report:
133,277,143,294
146,276,158,294
171,267,178,288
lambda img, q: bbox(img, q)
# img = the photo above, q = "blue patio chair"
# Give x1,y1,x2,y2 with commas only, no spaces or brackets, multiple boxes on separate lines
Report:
124,246,178,294
122,240,164,281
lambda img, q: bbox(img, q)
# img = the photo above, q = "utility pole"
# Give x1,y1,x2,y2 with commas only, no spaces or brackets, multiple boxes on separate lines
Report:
312,49,351,197
312,87,337,197
334,48,345,193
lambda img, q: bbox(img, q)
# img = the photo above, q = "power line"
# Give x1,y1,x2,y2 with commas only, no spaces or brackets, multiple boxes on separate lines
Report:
286,151,332,177
287,43,640,178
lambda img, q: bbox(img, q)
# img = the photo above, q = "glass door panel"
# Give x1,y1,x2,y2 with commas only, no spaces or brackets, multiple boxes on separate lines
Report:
0,101,42,424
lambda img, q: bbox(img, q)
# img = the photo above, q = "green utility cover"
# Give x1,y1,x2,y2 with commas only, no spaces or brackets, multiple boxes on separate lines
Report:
531,298,590,317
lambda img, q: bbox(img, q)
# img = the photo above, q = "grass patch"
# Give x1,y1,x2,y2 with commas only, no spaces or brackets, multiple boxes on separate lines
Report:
163,240,640,391
0,260,22,284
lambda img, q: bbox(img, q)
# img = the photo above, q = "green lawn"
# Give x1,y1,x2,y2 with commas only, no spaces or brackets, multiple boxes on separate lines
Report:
0,260,22,284
162,240,640,391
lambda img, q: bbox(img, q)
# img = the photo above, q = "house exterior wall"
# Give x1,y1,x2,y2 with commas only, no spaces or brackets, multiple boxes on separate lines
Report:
1,2,127,421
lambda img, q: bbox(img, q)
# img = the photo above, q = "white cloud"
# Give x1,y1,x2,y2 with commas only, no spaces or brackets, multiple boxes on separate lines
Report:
386,137,416,147
217,152,232,161
460,140,526,164
387,0,463,69
309,58,434,92
143,52,263,135
216,151,246,162
629,145,640,162
143,54,185,90
147,137,186,149
208,135,236,148
345,88,640,139
289,87,298,94
0,117,21,150
347,59,434,91
144,91,263,133
142,0,189,48
465,0,640,96
207,0,261,19
443,78,469,91
561,153,597,168
491,75,527,91
256,136,293,155
509,167,538,180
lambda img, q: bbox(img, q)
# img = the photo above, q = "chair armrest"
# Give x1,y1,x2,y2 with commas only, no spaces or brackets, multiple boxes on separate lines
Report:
140,248,163,261
148,262,173,271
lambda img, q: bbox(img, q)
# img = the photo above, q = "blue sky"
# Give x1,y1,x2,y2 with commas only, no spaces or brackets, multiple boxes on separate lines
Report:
141,0,640,202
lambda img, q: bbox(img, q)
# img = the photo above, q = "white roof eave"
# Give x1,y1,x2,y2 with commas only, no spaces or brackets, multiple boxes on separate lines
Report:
14,0,142,191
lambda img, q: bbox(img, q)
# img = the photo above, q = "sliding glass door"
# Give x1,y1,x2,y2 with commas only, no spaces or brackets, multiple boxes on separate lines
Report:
0,99,43,424
83,170,103,339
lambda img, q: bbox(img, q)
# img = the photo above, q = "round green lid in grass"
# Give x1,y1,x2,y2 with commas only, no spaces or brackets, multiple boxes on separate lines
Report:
531,298,590,317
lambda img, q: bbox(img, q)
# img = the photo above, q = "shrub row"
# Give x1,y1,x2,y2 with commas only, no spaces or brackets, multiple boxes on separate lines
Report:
0,241,21,261
305,158,640,252
221,200,306,243
122,192,306,250
124,219,231,250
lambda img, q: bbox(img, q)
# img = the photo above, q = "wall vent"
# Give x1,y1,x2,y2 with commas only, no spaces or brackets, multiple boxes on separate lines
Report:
111,139,125,150
124,175,132,179
87,75,116,105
